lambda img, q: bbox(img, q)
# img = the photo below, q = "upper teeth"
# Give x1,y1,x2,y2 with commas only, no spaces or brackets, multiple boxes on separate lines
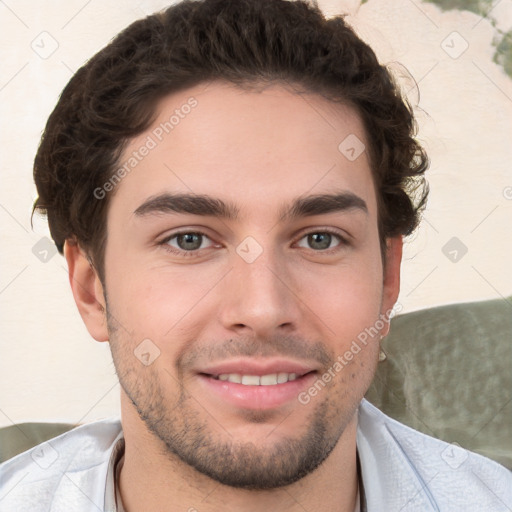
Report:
217,373,298,385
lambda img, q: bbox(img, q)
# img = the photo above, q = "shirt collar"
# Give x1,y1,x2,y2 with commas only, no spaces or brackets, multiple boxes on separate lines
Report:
356,448,367,512
357,399,439,511
104,434,125,512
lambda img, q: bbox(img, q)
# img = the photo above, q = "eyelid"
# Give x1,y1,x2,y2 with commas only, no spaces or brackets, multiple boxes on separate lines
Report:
294,227,350,245
294,227,352,251
158,226,216,243
159,229,218,256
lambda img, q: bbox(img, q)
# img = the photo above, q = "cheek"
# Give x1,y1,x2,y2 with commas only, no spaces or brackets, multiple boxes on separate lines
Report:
294,257,384,343
105,260,225,338
313,292,382,368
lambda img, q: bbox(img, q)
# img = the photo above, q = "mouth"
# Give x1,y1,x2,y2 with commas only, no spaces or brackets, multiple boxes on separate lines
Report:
195,360,319,410
208,371,309,385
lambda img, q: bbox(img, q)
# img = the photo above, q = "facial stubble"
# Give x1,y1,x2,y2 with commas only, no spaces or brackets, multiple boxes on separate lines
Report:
106,305,363,490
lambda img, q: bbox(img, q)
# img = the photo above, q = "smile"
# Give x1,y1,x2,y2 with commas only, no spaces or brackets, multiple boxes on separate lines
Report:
197,367,318,410
215,372,299,385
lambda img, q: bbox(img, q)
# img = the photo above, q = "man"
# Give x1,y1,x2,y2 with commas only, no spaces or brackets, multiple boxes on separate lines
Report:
0,0,510,510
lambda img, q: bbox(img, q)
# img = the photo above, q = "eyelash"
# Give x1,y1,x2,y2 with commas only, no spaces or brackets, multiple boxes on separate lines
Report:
158,228,349,258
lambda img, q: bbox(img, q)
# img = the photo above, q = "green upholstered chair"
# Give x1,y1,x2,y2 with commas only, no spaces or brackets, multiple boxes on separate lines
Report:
366,296,512,469
0,422,77,464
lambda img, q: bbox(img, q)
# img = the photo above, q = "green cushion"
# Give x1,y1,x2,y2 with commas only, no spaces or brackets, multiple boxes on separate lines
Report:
366,297,512,469
0,422,76,463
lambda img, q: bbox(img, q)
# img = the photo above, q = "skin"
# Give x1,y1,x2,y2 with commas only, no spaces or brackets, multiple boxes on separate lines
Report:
65,80,402,512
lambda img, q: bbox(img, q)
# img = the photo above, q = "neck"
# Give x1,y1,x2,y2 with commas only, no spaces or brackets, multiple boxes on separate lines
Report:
117,394,359,512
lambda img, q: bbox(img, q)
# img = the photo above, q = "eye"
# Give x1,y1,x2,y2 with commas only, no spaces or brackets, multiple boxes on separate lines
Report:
161,231,215,255
296,231,346,251
159,229,348,257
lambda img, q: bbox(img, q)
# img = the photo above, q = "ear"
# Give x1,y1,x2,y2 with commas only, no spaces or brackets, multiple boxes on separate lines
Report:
64,240,109,342
380,236,403,337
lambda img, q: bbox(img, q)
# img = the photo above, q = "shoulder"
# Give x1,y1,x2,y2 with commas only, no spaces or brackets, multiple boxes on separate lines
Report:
357,399,512,511
0,417,122,512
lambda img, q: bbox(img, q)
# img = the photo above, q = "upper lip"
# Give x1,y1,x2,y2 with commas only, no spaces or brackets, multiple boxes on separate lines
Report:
198,358,318,378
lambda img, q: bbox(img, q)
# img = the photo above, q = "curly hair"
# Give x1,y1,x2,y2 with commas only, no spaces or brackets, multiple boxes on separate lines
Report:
33,0,428,282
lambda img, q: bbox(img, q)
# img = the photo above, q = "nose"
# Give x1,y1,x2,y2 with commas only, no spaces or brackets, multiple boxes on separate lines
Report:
218,245,301,338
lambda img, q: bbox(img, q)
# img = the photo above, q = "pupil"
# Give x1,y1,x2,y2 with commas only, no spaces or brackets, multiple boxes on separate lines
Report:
309,233,331,250
179,233,201,250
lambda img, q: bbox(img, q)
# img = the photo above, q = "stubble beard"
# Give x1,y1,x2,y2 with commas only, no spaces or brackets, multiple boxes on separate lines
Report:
106,308,364,490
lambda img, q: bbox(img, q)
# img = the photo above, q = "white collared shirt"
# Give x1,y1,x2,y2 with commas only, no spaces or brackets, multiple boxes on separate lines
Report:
1,400,510,511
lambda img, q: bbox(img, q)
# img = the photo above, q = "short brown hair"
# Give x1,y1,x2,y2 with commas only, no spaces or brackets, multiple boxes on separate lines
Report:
33,0,428,281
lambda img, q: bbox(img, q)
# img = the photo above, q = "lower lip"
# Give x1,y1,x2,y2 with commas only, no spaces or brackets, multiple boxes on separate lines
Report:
197,373,318,410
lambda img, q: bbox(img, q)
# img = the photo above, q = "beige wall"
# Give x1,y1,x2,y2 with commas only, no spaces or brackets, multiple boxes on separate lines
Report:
1,0,511,426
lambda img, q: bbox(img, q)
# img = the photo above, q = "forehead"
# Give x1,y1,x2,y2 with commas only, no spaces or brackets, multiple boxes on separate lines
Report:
109,80,376,221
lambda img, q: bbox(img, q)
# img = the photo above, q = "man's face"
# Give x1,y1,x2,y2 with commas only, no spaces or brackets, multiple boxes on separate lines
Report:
98,81,400,488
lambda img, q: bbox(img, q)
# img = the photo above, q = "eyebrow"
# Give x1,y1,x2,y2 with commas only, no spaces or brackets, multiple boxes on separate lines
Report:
133,191,368,221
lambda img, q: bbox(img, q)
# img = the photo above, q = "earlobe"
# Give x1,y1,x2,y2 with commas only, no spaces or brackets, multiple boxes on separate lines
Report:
381,236,403,337
64,240,109,342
